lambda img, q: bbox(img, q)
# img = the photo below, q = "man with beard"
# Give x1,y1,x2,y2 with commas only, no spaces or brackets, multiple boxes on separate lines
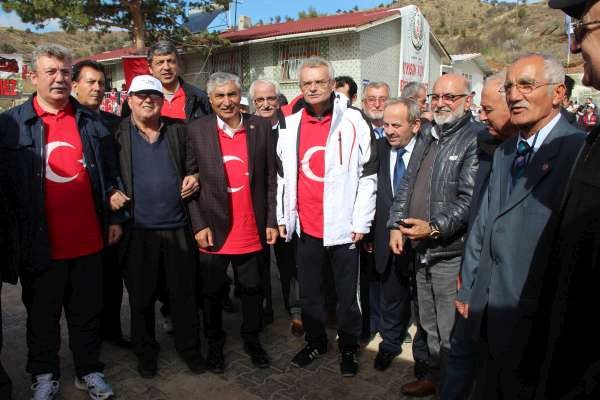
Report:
459,53,584,399
362,82,390,139
441,72,518,400
249,78,303,336
388,74,479,397
525,1,600,398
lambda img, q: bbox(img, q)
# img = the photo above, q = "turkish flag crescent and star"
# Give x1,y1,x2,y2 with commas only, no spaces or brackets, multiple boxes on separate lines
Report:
122,56,150,90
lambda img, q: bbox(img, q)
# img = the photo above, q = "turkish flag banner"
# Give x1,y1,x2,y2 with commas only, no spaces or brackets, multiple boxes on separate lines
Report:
122,56,149,90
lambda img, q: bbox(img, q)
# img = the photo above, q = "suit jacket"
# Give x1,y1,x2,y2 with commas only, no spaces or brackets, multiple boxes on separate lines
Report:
460,115,584,362
186,113,277,252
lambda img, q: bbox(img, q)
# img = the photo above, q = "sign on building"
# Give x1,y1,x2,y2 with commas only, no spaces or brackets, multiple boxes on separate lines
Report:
0,53,24,97
398,6,430,92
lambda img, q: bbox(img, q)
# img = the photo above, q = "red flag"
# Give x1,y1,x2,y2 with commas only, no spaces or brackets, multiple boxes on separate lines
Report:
122,56,149,90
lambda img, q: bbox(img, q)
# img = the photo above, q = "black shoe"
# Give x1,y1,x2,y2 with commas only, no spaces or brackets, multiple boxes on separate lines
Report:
206,342,225,374
243,341,270,368
291,344,327,368
340,350,359,377
184,354,207,375
137,359,158,379
222,296,237,313
374,350,396,371
414,359,429,380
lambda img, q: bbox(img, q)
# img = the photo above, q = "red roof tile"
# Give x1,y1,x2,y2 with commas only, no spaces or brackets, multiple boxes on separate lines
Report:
76,46,142,63
220,8,399,42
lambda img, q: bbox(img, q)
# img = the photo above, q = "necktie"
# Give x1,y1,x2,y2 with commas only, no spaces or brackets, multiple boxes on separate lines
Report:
393,148,407,195
511,140,533,189
374,127,385,139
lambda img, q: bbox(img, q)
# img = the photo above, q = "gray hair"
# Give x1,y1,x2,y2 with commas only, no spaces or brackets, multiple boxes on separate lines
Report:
386,98,421,124
147,40,180,64
513,53,565,86
485,70,506,84
362,81,390,97
297,56,335,82
31,43,72,71
249,79,279,99
206,72,241,95
401,81,426,99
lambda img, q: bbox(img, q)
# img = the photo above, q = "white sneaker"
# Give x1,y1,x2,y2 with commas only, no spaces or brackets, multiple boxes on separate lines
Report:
74,372,114,400
31,373,59,400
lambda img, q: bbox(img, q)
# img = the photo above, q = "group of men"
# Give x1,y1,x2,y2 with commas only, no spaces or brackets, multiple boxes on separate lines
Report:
1,0,600,399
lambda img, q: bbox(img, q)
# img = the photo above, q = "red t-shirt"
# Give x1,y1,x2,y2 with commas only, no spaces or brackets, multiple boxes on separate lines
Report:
201,125,262,255
161,84,186,120
33,97,104,259
297,109,332,239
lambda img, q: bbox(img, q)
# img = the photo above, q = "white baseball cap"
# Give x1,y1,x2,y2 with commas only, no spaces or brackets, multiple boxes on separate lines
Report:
128,75,163,96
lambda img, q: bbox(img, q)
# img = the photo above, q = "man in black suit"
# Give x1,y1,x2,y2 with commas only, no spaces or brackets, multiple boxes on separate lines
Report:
366,98,420,372
71,60,131,349
186,72,278,373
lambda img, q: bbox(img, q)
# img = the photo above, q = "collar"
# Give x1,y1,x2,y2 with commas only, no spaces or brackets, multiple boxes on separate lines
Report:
303,92,335,119
517,112,561,153
217,113,244,138
391,136,416,154
434,111,472,138
32,95,74,117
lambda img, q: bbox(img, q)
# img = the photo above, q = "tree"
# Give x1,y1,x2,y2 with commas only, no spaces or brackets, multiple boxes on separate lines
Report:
1,0,230,52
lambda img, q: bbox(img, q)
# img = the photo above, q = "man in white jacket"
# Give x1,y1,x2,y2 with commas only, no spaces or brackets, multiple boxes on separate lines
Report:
276,57,377,377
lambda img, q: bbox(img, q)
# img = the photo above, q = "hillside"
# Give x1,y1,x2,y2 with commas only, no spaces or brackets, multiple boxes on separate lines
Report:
0,1,582,69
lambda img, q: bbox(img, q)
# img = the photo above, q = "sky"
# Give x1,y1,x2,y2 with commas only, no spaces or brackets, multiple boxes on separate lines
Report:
0,0,541,33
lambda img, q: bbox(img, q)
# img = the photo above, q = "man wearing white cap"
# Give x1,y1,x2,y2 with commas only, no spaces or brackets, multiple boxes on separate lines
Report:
112,75,204,378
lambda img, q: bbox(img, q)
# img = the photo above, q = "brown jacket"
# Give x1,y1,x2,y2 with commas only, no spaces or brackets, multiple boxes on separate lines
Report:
186,113,277,252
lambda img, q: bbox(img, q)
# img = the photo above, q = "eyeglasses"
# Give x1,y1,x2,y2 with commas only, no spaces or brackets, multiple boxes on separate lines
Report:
253,96,278,105
365,96,388,104
132,92,163,101
428,93,468,103
570,19,600,43
300,80,331,90
499,80,560,95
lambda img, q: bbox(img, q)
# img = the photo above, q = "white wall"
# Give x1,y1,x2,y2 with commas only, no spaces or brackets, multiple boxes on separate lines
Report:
451,60,485,105
359,19,401,99
428,43,442,91
328,32,361,104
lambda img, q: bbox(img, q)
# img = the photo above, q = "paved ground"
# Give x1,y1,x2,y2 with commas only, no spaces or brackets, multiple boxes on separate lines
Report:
1,266,433,400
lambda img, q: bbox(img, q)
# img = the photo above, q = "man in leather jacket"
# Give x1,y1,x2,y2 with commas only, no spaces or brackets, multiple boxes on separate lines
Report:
388,74,480,397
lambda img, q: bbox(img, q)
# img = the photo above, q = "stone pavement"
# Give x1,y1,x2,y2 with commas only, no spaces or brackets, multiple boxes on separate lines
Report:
1,267,434,400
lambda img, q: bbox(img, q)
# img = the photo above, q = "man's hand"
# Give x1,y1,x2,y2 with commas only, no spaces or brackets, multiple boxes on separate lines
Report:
455,300,469,319
181,175,200,199
351,232,364,243
278,225,287,238
362,241,374,253
109,190,130,211
399,218,431,240
389,229,404,255
195,227,213,249
266,227,279,245
107,224,123,245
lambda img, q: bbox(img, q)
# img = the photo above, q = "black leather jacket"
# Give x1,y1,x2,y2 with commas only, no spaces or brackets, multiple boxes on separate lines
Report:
387,112,482,263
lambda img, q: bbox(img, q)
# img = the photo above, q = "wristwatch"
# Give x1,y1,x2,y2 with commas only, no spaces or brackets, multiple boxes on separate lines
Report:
429,221,441,239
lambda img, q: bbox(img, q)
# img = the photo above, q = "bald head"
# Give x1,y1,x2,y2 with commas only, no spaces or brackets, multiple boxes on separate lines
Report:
480,73,516,139
430,73,472,125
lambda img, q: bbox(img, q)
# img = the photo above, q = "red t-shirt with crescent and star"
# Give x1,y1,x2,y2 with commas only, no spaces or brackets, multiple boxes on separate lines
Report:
161,84,187,120
34,97,104,260
297,109,332,239
200,124,262,255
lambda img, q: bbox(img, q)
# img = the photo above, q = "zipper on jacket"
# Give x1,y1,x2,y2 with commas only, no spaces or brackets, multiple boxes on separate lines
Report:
338,131,342,165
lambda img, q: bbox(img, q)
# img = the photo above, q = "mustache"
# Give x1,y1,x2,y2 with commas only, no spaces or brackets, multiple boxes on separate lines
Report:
434,106,452,113
510,101,529,109
50,84,68,90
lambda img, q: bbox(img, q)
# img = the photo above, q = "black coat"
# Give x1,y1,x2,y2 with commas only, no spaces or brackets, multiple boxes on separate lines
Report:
0,96,123,273
387,113,483,263
522,123,600,399
186,113,277,251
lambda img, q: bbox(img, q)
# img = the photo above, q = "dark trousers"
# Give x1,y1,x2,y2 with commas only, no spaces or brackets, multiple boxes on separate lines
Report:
359,249,382,338
199,251,263,343
21,252,104,379
416,255,461,383
0,283,12,399
297,234,362,350
123,228,200,363
440,313,476,400
261,247,274,321
378,256,412,354
273,236,300,318
100,244,125,339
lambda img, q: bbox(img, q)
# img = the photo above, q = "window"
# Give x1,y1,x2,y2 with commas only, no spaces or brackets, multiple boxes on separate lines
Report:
211,49,241,77
278,39,321,81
